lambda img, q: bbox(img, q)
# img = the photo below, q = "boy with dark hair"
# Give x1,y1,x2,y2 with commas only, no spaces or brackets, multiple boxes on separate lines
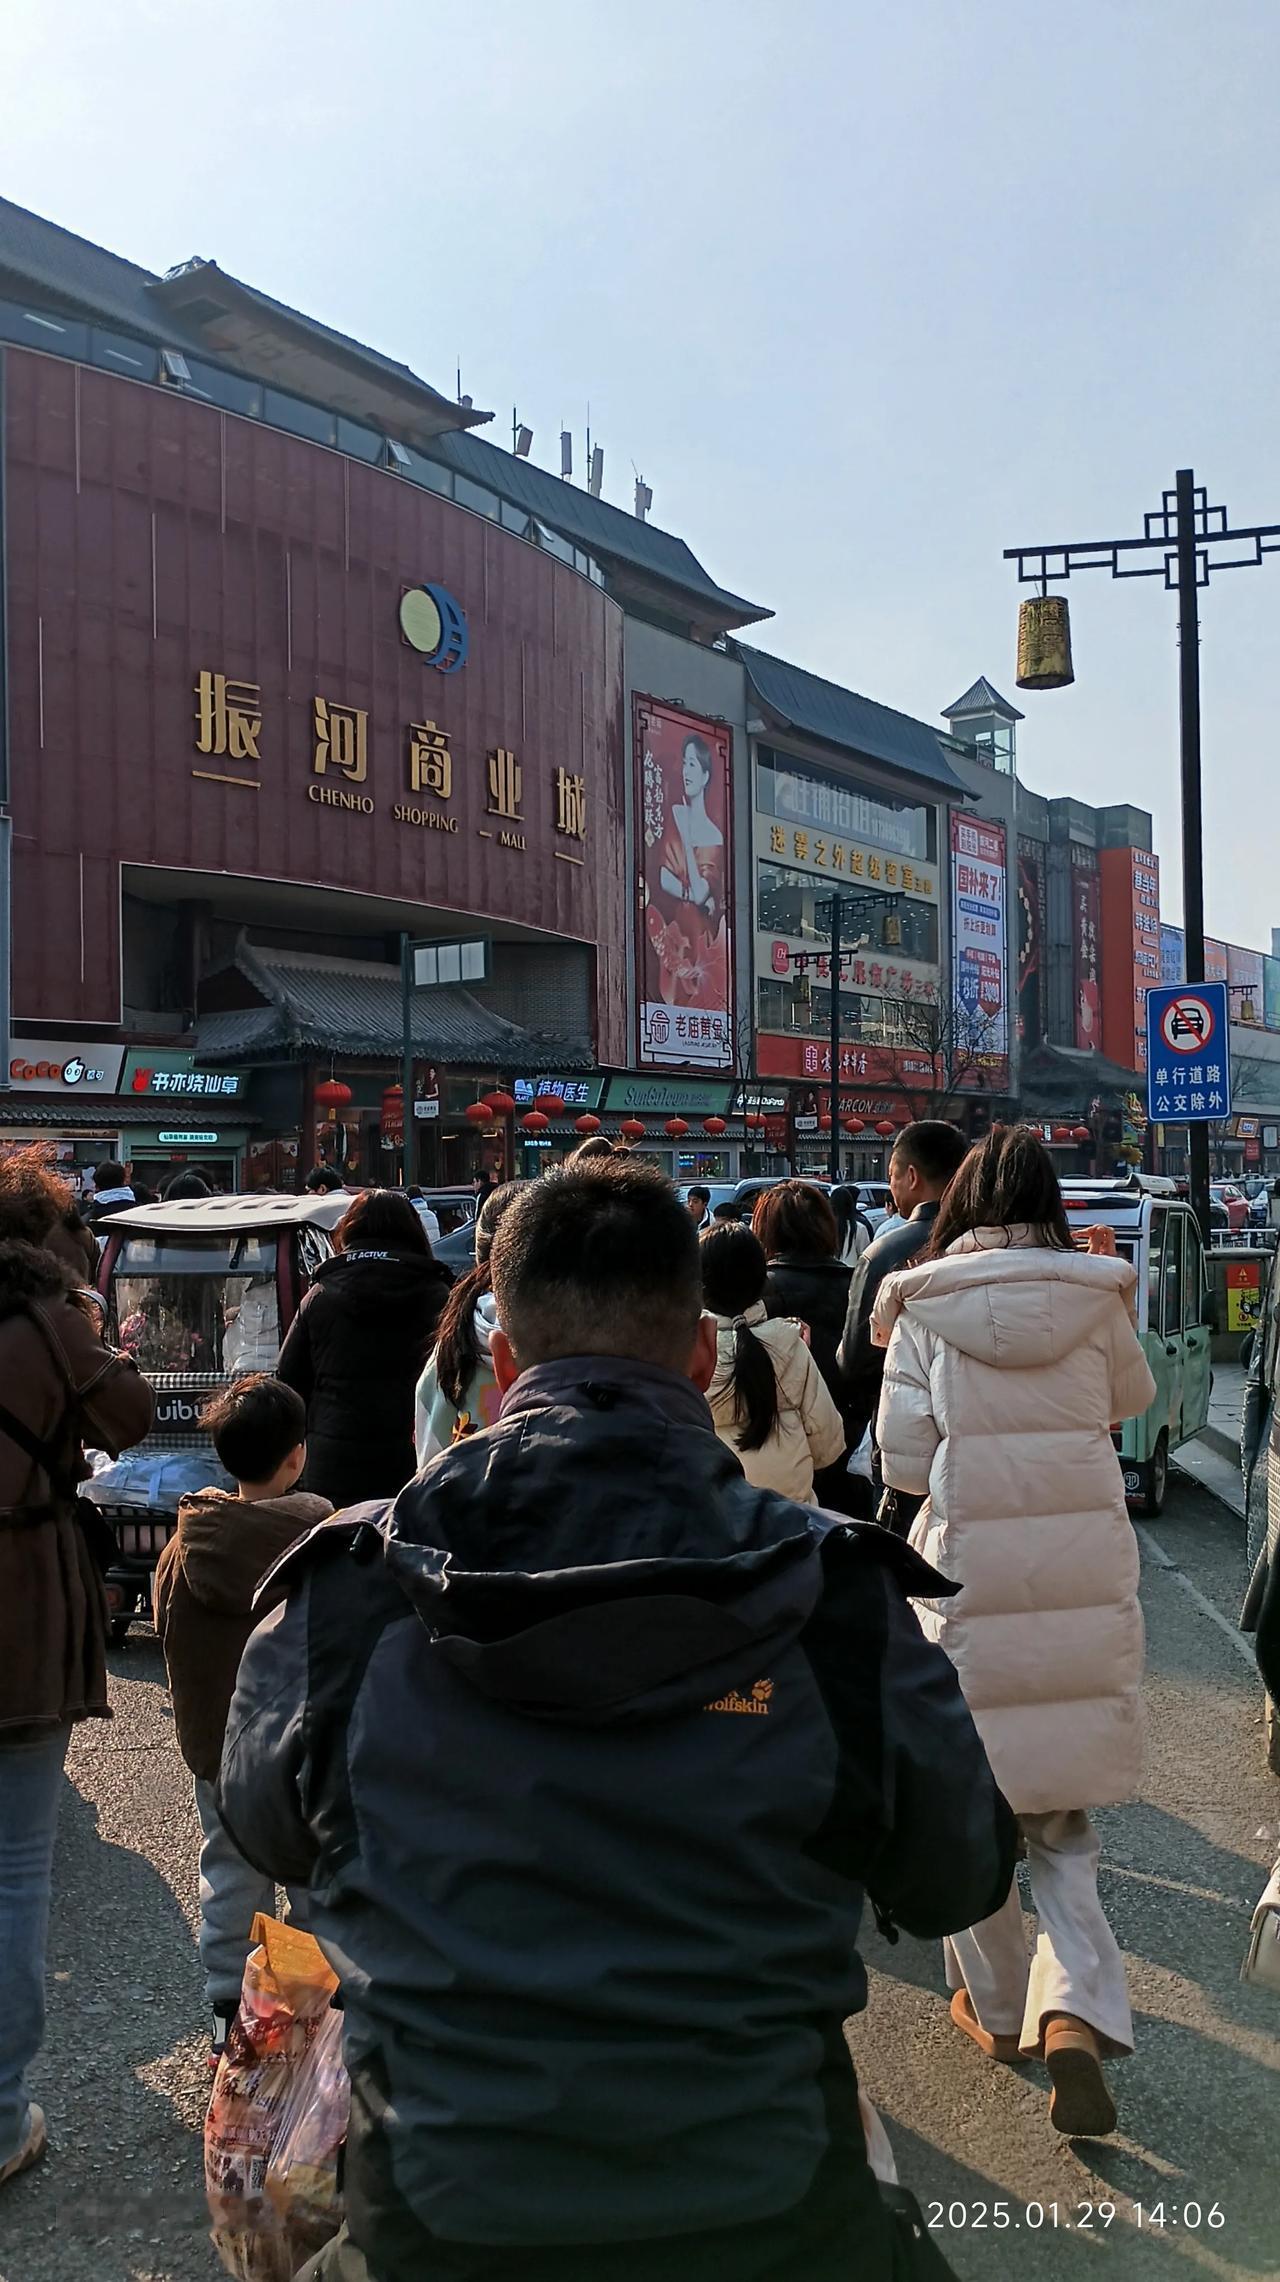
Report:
221,1160,1015,2282
684,1181,712,1228
153,1374,331,2049
838,1119,970,1508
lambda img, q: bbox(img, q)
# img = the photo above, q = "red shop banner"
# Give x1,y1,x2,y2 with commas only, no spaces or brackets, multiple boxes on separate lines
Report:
756,1034,939,1088
635,696,734,1070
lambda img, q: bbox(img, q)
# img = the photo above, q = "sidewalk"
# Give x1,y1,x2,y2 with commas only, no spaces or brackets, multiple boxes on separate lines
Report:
1174,1359,1245,1517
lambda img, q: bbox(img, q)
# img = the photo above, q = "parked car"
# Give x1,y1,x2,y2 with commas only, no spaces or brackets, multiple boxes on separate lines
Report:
87,1192,341,1639
1212,1183,1250,1234
1248,1183,1270,1230
1062,1176,1217,1515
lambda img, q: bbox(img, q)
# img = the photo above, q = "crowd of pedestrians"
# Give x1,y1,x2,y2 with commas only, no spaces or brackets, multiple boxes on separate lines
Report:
0,1122,1198,2273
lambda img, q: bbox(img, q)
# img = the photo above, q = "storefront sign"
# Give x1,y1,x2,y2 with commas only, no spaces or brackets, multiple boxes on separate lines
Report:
756,1034,938,1089
1100,845,1160,1072
1071,847,1102,1051
635,697,734,1071
951,813,1009,1065
756,747,934,865
732,1088,788,1114
157,1129,219,1145
1205,938,1229,983
7,1041,125,1091
1160,923,1185,985
604,1075,735,1116
513,1075,606,1110
123,1056,246,1099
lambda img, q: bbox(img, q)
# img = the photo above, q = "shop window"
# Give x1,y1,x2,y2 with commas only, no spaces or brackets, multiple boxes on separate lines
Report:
263,387,337,447
453,474,500,520
90,326,159,382
757,864,938,965
0,301,90,358
337,416,383,463
184,358,263,417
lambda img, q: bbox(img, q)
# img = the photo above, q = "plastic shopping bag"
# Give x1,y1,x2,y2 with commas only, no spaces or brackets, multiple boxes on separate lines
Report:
206,1914,350,2282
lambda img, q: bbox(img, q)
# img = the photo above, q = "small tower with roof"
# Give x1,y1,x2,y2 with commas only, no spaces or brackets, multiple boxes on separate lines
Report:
942,676,1024,776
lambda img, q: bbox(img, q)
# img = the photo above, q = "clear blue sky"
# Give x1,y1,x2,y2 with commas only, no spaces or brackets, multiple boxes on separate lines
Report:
4,0,1277,947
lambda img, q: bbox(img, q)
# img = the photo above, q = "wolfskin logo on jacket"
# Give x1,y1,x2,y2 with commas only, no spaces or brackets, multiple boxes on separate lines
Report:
706,1678,773,1716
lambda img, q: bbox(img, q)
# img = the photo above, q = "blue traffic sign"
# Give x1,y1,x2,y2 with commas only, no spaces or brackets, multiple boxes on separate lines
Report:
1145,981,1231,1124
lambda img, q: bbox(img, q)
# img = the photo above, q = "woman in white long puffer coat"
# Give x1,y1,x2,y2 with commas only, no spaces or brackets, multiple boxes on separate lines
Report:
875,1127,1155,2140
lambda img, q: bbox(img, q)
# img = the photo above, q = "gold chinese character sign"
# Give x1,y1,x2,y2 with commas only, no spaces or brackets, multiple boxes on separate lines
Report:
409,721,453,801
487,747,523,821
193,669,261,787
314,696,368,784
554,768,587,839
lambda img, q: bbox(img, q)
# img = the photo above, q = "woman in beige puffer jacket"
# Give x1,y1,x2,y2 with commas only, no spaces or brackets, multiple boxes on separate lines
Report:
874,1127,1155,2141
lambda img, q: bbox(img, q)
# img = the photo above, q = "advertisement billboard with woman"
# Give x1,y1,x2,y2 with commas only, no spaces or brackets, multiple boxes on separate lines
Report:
635,697,734,1069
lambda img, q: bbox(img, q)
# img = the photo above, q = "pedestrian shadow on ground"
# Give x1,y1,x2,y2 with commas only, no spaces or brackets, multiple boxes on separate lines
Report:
1096,1800,1276,2018
5,1781,213,2276
107,1627,172,1693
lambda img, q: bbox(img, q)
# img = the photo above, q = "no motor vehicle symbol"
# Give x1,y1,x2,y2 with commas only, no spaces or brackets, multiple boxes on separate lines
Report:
1159,992,1216,1056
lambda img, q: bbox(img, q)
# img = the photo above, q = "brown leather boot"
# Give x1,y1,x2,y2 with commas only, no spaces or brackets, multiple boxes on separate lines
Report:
950,1988,1022,2063
1044,2013,1117,2136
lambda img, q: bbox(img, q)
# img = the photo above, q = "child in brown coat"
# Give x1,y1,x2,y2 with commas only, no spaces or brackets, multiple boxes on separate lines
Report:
153,1374,331,2047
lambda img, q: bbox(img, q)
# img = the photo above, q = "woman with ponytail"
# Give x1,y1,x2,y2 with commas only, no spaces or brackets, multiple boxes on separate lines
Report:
414,1183,523,1463
700,1225,844,1504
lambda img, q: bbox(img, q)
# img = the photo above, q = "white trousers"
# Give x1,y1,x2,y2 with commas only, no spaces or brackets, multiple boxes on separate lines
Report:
194,1778,308,2011
943,1809,1133,2058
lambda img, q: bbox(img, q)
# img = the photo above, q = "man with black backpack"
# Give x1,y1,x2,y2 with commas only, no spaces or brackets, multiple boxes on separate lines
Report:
221,1157,1015,2282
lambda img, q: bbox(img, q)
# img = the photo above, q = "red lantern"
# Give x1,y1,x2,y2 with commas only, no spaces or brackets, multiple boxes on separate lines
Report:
842,1115,865,1134
486,1091,516,1118
574,1113,601,1135
620,1117,646,1141
465,1101,493,1124
1052,1125,1071,1142
520,1110,550,1133
1072,1124,1092,1143
744,1111,767,1131
818,1113,833,1132
664,1116,690,1138
534,1092,565,1117
874,1119,896,1137
315,1078,352,1108
702,1116,727,1136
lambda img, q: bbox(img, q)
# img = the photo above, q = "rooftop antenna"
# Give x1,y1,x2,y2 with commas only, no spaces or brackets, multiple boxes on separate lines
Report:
634,471,653,522
560,427,573,481
512,409,533,457
588,443,604,498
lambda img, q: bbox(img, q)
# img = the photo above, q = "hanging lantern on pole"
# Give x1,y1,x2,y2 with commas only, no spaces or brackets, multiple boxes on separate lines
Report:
533,1092,565,1117
1016,593,1075,690
664,1117,690,1138
817,1113,833,1133
315,1078,352,1109
486,1090,516,1118
465,1100,493,1125
744,1111,767,1132
619,1117,646,1142
1072,1123,1092,1143
842,1115,865,1134
874,1119,896,1138
574,1113,601,1135
702,1116,727,1136
520,1110,550,1133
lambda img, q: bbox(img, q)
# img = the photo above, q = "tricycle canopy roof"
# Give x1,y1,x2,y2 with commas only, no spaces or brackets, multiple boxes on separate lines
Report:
105,1190,349,1236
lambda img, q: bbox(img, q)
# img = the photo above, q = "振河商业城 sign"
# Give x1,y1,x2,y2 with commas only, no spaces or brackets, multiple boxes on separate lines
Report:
1145,982,1232,1123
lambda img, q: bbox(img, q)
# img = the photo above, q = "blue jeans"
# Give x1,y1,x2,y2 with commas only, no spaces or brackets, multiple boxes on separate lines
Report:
0,1724,70,2165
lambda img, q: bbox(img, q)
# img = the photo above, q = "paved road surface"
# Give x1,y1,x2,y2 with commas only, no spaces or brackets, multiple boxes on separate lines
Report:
2,1468,1278,2281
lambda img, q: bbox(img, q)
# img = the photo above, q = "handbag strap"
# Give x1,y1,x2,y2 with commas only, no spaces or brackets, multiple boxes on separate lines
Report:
0,1395,80,1503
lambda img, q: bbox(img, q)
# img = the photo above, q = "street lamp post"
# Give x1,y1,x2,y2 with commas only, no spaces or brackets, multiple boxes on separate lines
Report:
1004,470,1280,1242
791,891,901,1183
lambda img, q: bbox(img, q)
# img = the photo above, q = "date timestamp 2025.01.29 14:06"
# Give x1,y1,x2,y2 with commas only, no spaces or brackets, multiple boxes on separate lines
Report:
927,2202,1226,2232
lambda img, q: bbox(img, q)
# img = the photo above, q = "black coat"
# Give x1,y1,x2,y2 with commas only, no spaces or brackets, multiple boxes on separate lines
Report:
277,1248,452,1509
762,1256,852,1419
221,1360,1016,2271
